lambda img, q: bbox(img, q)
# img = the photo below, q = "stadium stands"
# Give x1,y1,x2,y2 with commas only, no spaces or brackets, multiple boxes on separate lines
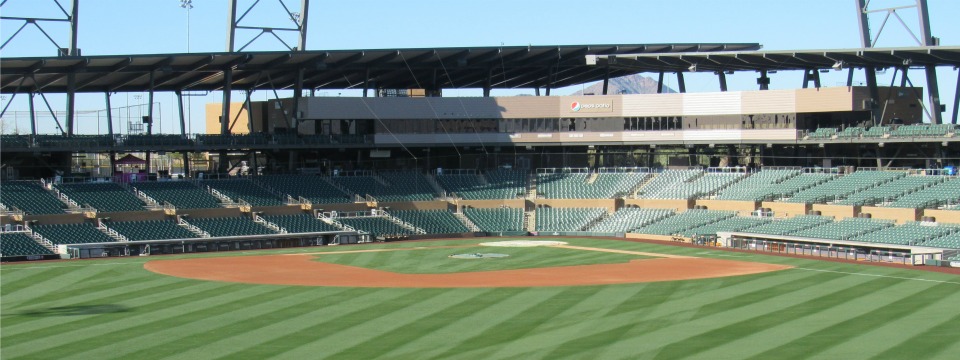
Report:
538,171,649,199
634,169,702,199
463,208,525,232
31,223,117,244
0,181,67,214
254,175,352,204
201,179,284,206
334,216,415,238
921,232,960,249
586,207,674,233
107,219,197,240
679,216,771,237
850,221,958,246
631,209,735,235
54,182,146,212
644,171,746,199
714,169,801,201
885,177,960,209
807,128,837,139
261,214,341,233
1,232,54,256
133,181,223,209
785,170,904,203
186,216,277,237
391,209,469,234
790,217,894,241
835,175,947,206
331,171,435,202
740,215,834,236
889,124,957,137
536,207,605,232
436,169,527,200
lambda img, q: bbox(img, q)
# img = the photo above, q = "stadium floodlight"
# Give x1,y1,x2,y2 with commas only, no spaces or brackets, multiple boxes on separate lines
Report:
832,60,844,71
180,0,193,9
688,64,698,72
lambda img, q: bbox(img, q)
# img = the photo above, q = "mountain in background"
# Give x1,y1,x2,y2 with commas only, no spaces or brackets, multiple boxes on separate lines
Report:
571,74,676,95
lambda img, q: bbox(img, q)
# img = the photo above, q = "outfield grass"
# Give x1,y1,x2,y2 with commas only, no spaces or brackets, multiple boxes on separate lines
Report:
1,238,959,359
311,244,647,274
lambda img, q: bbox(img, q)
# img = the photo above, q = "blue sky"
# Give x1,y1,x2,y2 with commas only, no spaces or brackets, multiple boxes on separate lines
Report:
1,0,958,135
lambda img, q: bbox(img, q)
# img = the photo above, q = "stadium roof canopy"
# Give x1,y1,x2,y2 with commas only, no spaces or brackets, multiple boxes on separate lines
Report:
591,46,960,73
0,43,761,94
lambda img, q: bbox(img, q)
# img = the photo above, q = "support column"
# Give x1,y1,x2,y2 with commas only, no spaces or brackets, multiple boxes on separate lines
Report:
718,72,728,92
297,0,309,51
66,73,76,136
292,67,304,129
145,71,156,174
757,70,770,90
28,92,37,137
226,0,237,52
846,67,855,86
899,67,909,88
176,90,190,177
534,87,540,96
676,72,686,93
601,66,610,95
952,69,959,124
483,68,492,97
656,71,664,94
545,67,554,96
363,68,370,98
105,92,114,137
220,68,233,173
924,65,943,124
865,67,881,124
245,90,254,132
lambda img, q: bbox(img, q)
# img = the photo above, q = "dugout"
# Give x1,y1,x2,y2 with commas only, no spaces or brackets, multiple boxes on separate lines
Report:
718,232,950,266
58,231,366,259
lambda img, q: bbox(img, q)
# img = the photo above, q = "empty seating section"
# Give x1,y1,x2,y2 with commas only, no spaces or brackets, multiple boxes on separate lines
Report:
1,232,53,256
437,169,526,199
835,175,946,206
850,222,958,246
836,127,864,138
740,215,834,236
680,216,771,237
133,181,223,209
332,172,435,201
631,209,734,235
262,214,340,233
790,217,894,240
255,175,351,204
715,169,801,201
0,181,66,214
335,217,414,238
642,172,745,199
635,169,702,198
107,220,197,240
807,128,837,139
537,171,649,199
55,182,146,212
889,124,957,137
536,207,605,232
391,210,469,234
586,207,674,233
187,217,276,237
464,208,524,232
31,223,116,244
885,177,960,209
786,171,904,203
922,232,960,249
202,179,283,206
862,126,890,138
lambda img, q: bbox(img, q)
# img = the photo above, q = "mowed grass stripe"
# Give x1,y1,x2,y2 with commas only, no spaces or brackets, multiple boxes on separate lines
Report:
1,282,248,358
163,289,426,360
382,287,599,360
59,286,351,360
746,282,960,360
267,289,508,360
852,308,960,359
0,276,196,331
693,277,941,359
498,271,854,359
1,265,120,304
6,269,177,309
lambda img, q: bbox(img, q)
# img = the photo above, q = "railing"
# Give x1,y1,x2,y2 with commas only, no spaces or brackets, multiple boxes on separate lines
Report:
131,187,162,210
52,187,86,213
27,227,58,252
177,217,211,238
253,213,287,234
98,222,130,242
378,210,426,235
206,186,236,206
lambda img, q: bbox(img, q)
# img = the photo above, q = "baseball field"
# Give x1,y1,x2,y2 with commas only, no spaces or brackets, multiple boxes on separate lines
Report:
2,237,959,359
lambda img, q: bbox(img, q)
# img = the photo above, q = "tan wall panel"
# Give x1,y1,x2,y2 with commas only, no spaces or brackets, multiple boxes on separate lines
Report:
742,89,796,113
860,206,920,224
259,206,310,216
795,87,854,112
101,210,169,222
624,233,679,242
762,201,810,218
185,207,244,219
381,201,451,211
683,92,742,115
24,213,88,225
922,209,960,224
494,97,561,118
696,200,759,215
459,199,526,209
621,93,683,116
812,204,859,220
312,203,371,212
623,198,693,212
535,199,616,212
205,102,250,134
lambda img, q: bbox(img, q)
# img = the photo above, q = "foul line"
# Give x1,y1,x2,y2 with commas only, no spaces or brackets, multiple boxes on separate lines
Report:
293,245,476,256
793,267,960,285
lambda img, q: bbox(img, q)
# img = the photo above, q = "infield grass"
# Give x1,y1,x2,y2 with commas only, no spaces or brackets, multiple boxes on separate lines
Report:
1,237,959,360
